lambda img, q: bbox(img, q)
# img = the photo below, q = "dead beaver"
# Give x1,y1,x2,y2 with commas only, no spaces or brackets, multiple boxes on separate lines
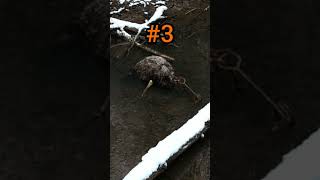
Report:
133,55,202,102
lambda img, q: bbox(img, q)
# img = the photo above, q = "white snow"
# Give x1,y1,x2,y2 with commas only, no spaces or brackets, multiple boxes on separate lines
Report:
129,2,139,7
110,5,167,40
155,1,165,5
113,0,167,9
262,128,320,180
144,6,167,24
123,103,210,180
110,18,145,30
111,0,169,39
110,7,125,15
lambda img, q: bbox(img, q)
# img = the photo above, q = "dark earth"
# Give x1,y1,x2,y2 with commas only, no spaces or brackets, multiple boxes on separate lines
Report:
213,0,320,180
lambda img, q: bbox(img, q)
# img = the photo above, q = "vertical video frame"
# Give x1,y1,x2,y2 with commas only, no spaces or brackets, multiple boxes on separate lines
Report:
110,0,210,179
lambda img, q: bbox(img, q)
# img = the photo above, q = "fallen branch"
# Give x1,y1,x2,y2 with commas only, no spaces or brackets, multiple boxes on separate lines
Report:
149,121,209,179
111,39,175,61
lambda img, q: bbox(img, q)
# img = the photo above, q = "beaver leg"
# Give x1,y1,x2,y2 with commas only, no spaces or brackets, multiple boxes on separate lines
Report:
141,80,154,97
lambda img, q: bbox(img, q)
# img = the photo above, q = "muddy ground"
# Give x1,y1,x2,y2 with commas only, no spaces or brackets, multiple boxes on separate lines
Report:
213,0,320,180
110,1,210,179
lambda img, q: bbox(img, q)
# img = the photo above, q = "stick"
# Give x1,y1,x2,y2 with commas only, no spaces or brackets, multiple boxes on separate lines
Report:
186,31,197,39
185,8,199,15
111,42,131,49
134,42,175,61
111,36,175,61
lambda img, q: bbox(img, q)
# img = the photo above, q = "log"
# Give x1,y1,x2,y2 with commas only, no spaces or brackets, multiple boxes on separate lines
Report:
123,103,210,180
149,121,210,179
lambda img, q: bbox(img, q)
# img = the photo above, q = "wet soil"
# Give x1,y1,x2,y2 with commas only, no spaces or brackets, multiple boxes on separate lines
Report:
110,1,210,179
0,0,107,179
213,0,320,180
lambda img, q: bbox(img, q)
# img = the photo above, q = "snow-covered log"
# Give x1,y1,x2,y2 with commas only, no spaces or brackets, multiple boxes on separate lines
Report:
123,103,210,180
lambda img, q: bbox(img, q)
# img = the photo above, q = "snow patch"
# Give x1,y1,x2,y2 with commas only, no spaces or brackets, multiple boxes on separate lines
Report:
110,7,125,15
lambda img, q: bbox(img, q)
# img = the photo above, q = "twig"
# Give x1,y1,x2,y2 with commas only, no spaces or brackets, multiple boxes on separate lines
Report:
126,32,140,56
186,31,197,39
112,27,174,61
125,29,148,56
118,37,175,61
134,41,175,61
111,42,131,49
185,8,199,15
